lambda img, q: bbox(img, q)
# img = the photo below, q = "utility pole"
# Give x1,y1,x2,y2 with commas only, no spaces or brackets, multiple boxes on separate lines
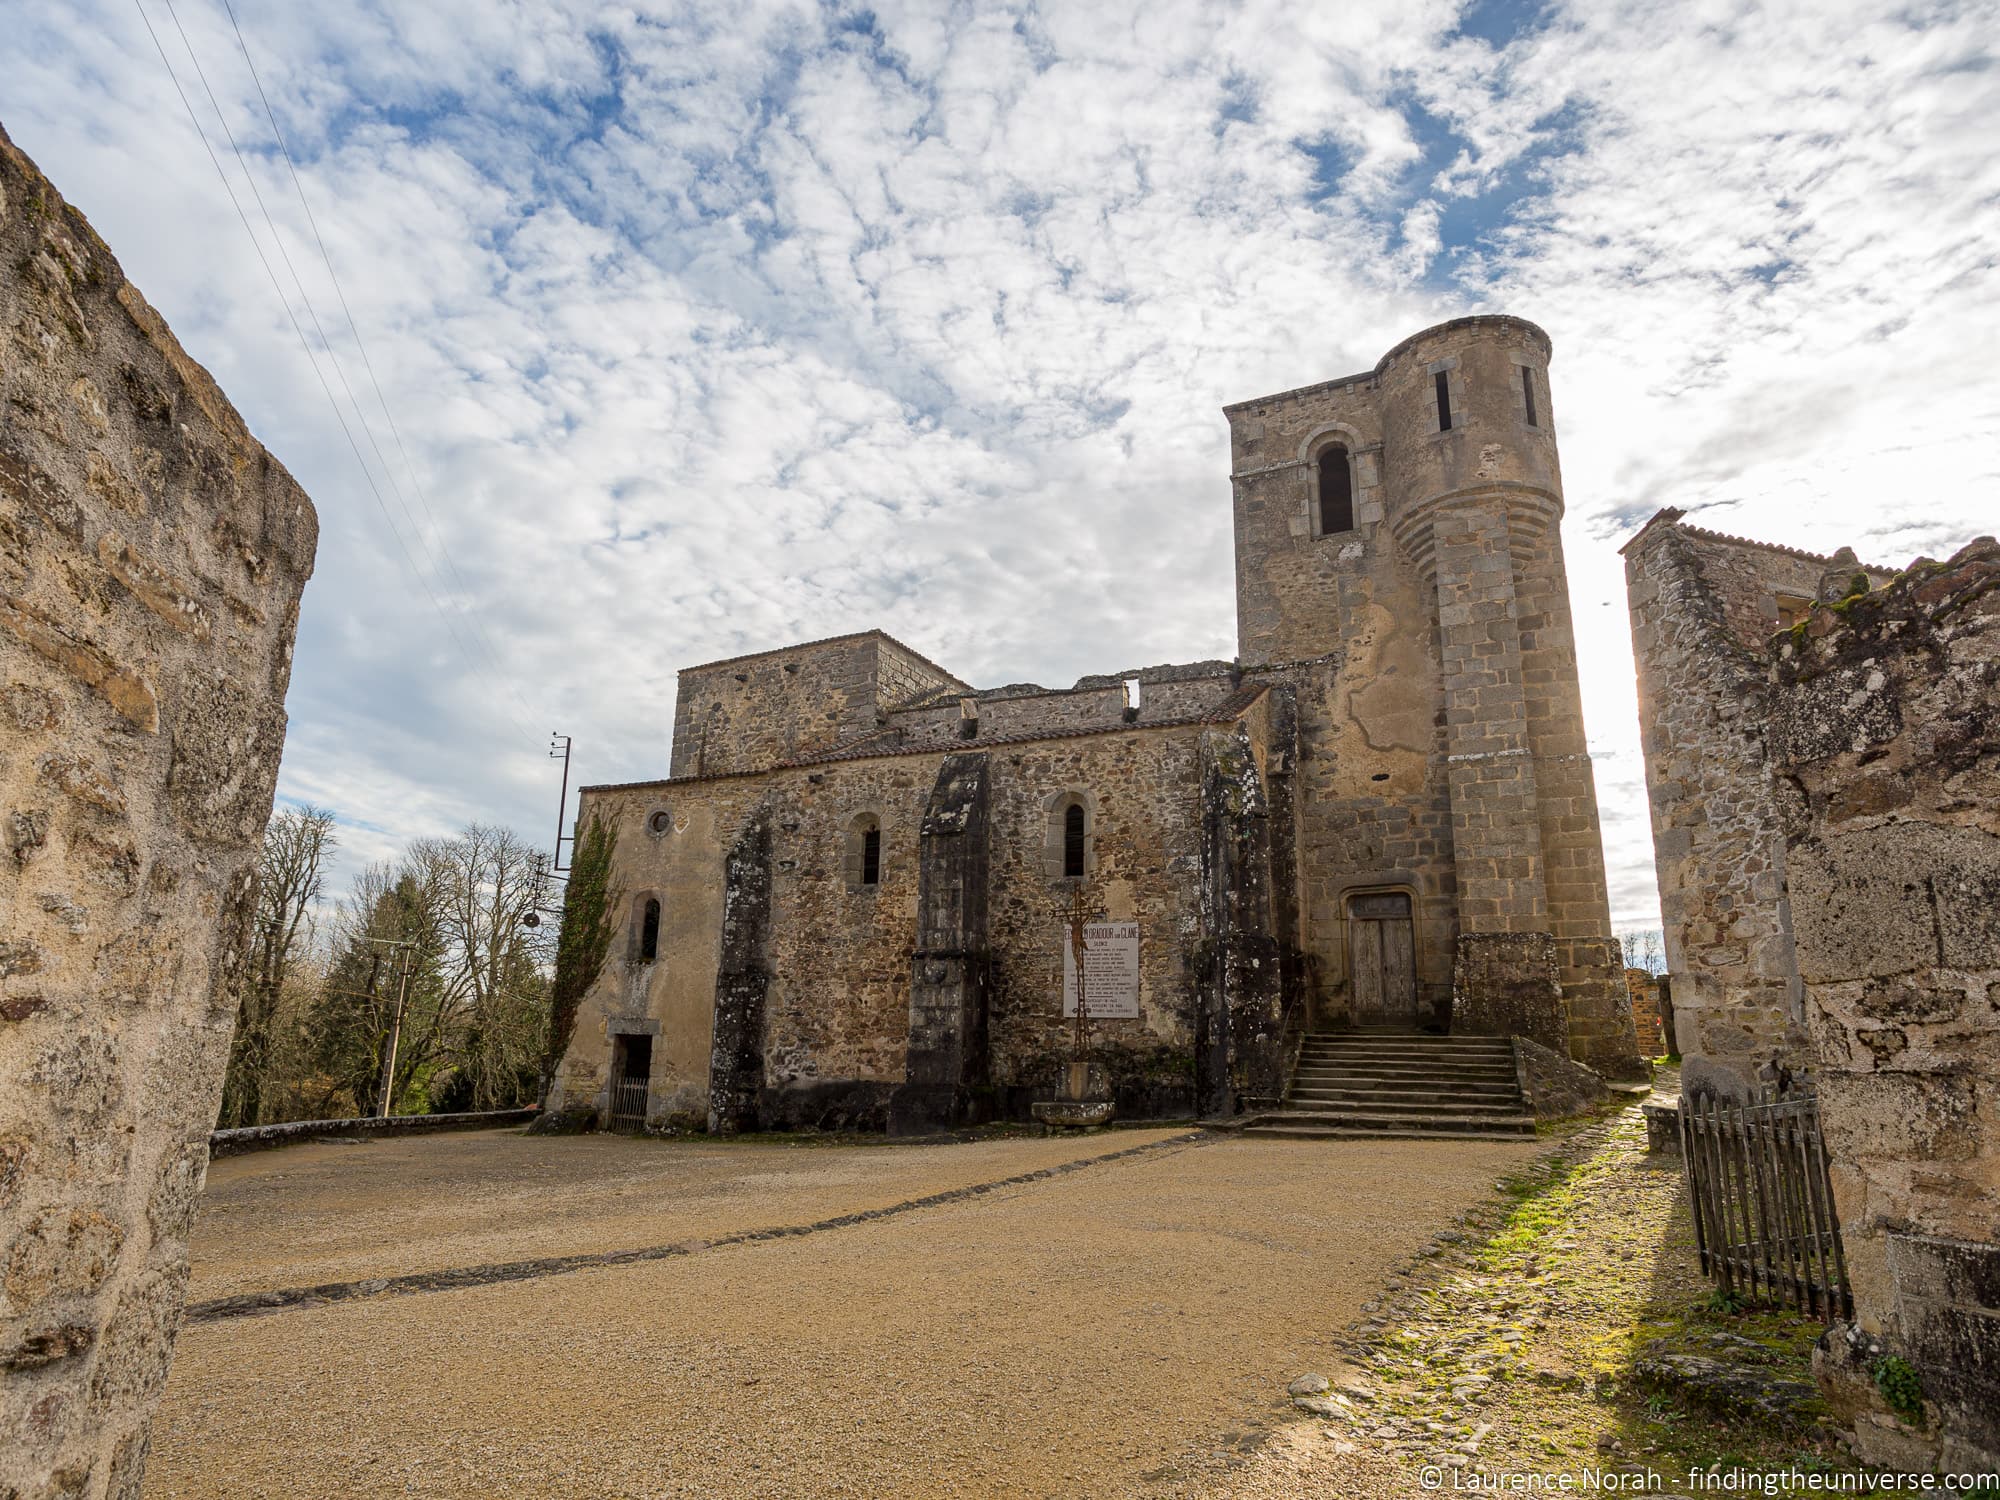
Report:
549,733,574,872
364,936,416,1119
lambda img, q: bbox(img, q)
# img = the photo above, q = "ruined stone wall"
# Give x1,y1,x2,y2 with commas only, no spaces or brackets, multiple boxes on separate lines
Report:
667,631,965,778
557,714,1228,1128
1624,513,1896,1091
982,726,1212,1117
1768,538,2000,1475
0,130,316,1498
878,670,1240,755
874,635,963,710
1625,968,1664,1056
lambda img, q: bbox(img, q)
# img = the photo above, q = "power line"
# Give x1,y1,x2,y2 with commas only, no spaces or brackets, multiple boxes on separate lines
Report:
210,0,543,737
154,0,539,746
131,0,543,746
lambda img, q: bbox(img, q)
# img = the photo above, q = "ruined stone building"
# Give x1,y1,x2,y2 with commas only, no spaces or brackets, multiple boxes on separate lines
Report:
550,315,1641,1135
1623,511,1897,1093
1770,538,1999,1476
1627,516,1999,1474
1632,516,1992,1472
1,130,316,1498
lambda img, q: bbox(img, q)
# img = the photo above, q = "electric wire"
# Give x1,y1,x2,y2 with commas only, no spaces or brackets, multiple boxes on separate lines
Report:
154,0,540,746
131,0,543,746
211,0,545,739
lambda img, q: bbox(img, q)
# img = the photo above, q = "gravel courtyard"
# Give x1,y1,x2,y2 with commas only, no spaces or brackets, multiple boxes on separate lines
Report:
149,1125,1543,1498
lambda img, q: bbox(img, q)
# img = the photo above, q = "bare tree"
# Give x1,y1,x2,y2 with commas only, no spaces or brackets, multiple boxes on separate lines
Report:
1619,927,1668,976
413,824,551,1111
218,805,337,1128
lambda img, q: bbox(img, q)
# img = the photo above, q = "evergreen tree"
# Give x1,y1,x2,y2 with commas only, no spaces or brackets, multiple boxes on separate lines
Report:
541,813,619,1105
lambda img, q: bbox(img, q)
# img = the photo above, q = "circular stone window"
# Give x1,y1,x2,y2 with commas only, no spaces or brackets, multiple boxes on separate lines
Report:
647,808,672,836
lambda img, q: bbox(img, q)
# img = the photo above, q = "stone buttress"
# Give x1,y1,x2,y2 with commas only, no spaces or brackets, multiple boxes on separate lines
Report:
889,753,993,1133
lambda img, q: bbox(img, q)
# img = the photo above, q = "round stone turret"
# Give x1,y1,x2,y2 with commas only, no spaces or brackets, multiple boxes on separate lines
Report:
1376,315,1562,583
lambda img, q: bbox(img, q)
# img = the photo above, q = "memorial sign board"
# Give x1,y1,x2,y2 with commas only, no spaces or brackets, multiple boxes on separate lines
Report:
1063,921,1140,1018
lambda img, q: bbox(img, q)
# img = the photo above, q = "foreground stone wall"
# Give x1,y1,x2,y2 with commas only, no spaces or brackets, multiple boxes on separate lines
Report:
1623,510,1895,1094
0,128,316,1499
1768,538,2000,1475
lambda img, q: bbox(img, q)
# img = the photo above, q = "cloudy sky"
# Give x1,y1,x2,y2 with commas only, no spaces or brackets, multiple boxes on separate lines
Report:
7,0,1997,927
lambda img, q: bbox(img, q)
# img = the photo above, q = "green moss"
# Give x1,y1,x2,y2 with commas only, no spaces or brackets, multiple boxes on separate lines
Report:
1872,1354,1923,1425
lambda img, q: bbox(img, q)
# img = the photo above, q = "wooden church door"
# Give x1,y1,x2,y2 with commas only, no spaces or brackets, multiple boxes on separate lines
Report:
1349,892,1416,1026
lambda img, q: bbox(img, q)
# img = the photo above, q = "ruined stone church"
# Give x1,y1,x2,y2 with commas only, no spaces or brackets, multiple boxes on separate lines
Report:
549,315,1645,1135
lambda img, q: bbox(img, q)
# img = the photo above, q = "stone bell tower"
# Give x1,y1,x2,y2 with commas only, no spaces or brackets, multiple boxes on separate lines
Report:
1224,315,1643,1081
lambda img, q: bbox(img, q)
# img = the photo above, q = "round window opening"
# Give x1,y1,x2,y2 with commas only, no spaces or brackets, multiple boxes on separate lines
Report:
648,809,672,836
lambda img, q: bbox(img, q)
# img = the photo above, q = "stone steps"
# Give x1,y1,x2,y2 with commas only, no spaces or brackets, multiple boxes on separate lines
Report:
1265,1030,1533,1139
1242,1111,1537,1139
1285,1089,1527,1113
1292,1064,1519,1083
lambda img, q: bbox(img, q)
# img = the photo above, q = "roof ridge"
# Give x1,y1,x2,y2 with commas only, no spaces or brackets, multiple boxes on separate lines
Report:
678,628,970,686
1621,506,1893,572
580,693,1271,792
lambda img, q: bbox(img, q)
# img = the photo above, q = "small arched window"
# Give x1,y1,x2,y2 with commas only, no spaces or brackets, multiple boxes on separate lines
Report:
1318,445,1354,535
638,897,661,964
1064,803,1086,880
845,812,884,890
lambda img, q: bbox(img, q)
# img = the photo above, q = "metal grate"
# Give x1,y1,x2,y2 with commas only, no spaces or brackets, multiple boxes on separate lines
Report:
609,1076,649,1128
1679,1091,1852,1320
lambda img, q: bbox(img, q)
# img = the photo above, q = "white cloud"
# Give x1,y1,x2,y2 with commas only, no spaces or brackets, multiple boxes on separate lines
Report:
6,0,1995,927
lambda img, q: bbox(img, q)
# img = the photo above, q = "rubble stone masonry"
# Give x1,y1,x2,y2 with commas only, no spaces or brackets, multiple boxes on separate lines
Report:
1768,538,2000,1475
1227,316,1639,1077
0,128,316,1499
1624,511,1896,1093
552,315,1647,1140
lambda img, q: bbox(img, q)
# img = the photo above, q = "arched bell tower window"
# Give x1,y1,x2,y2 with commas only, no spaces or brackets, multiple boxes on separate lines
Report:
1317,444,1355,535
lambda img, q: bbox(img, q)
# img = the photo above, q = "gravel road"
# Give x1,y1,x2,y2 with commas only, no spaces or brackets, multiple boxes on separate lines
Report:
150,1126,1541,1498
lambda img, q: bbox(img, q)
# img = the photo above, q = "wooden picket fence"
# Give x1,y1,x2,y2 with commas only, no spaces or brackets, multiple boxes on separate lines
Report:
1678,1090,1852,1320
